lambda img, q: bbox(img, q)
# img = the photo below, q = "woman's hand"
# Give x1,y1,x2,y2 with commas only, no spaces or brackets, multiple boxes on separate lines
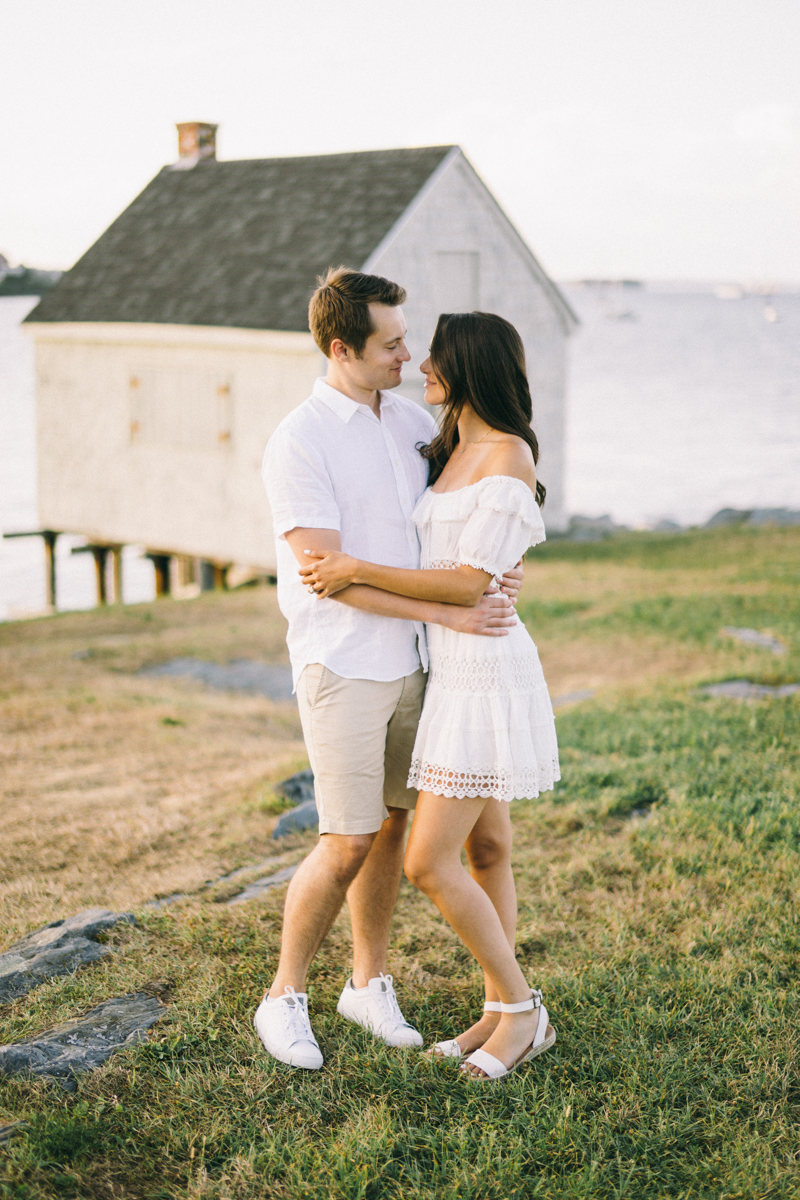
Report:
499,560,524,604
299,550,359,598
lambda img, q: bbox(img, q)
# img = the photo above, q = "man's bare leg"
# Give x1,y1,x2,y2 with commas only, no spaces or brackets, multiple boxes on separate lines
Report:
268,831,375,997
347,807,410,987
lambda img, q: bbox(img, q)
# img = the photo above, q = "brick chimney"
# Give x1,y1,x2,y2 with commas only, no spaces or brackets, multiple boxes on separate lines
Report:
174,122,218,169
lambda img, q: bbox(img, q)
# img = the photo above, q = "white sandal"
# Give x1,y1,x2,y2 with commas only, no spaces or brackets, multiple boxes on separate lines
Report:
427,1001,503,1060
461,990,556,1081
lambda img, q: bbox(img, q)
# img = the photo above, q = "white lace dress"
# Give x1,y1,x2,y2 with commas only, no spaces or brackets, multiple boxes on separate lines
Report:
407,475,560,802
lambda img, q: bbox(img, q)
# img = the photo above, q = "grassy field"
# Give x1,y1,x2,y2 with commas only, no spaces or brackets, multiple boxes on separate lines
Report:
0,524,798,1199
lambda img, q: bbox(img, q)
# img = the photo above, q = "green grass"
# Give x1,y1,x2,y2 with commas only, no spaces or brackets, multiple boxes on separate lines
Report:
1,527,799,1199
534,524,800,583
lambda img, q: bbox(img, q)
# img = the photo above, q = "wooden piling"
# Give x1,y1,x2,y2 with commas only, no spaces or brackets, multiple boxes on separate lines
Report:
2,530,59,609
91,547,109,605
111,547,123,603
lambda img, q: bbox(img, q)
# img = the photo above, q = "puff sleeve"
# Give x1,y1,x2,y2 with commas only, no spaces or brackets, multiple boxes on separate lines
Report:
456,477,545,578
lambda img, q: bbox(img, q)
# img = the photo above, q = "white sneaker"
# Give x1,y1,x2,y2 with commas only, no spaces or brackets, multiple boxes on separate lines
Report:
337,973,423,1048
253,986,323,1070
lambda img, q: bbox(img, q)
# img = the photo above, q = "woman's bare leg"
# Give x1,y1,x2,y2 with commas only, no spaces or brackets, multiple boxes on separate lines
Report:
440,799,517,1053
405,791,539,1074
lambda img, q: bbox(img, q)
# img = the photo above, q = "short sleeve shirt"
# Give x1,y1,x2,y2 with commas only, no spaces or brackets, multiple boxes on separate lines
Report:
262,377,437,687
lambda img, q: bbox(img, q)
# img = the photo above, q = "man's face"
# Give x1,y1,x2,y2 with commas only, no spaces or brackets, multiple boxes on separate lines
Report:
349,304,411,391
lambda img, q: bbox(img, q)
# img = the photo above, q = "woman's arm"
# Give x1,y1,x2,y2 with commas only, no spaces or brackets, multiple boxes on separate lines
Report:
283,527,513,632
334,584,516,636
300,551,491,606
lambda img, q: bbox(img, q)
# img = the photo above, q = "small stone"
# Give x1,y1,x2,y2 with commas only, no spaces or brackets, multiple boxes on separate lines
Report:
0,993,165,1091
225,865,299,904
144,893,186,910
272,799,319,840
552,689,595,708
699,680,800,700
721,628,787,656
0,1121,28,1144
0,909,135,1004
140,658,294,700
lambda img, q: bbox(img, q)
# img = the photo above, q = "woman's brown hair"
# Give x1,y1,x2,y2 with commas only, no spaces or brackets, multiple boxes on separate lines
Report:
418,311,546,507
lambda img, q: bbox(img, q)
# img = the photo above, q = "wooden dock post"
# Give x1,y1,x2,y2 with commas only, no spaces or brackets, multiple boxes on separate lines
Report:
110,546,123,603
42,531,58,608
2,530,60,609
90,546,109,605
147,554,171,596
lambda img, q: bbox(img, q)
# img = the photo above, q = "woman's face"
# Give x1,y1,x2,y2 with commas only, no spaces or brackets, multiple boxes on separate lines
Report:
420,355,447,407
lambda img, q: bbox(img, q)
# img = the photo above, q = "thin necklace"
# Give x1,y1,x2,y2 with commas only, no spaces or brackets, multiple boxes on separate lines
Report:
457,428,493,454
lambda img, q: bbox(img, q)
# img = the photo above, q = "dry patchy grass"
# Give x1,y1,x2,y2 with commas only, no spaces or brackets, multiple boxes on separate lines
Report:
0,588,306,939
0,526,799,1198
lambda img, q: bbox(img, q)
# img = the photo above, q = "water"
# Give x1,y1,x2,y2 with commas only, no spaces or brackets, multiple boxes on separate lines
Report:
0,297,155,620
562,283,800,528
2,285,799,620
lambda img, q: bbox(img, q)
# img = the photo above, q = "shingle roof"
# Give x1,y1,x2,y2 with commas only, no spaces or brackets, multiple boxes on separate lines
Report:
25,146,455,331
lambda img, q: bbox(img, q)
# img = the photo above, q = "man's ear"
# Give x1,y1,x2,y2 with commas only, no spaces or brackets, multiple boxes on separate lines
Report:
329,337,350,363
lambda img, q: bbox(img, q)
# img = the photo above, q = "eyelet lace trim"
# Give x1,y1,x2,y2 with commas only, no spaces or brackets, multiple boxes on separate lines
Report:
408,759,561,802
430,654,545,694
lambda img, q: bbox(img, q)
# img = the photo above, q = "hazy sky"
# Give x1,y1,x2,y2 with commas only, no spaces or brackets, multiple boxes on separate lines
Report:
2,0,798,281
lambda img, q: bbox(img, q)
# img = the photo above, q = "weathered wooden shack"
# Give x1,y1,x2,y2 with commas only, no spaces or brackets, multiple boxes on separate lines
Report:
24,124,576,597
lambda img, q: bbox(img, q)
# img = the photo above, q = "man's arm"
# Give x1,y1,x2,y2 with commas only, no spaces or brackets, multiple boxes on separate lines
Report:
283,528,516,636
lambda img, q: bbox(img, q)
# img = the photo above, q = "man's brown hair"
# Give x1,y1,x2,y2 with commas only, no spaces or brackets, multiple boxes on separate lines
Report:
308,266,407,358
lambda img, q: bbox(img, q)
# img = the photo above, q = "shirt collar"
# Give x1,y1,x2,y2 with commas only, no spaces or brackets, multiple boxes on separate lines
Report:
313,377,395,423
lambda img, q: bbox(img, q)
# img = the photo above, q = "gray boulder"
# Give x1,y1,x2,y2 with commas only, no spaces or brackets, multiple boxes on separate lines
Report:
0,993,165,1091
705,507,800,529
699,680,800,700
748,508,800,527
140,658,294,701
272,799,319,839
276,768,315,806
566,514,630,542
705,508,752,528
0,909,135,1004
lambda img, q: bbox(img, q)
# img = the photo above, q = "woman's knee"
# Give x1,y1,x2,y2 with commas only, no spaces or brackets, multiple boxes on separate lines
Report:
404,845,439,892
466,827,511,872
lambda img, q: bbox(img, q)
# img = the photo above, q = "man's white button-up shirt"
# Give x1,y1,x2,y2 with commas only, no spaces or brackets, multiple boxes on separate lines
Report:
262,377,437,688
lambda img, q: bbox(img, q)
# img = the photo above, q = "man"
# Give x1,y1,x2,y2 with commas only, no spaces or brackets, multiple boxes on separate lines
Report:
256,267,521,1069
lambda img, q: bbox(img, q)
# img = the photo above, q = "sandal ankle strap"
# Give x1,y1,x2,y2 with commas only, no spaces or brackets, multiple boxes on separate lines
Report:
483,1001,502,1013
500,989,542,1014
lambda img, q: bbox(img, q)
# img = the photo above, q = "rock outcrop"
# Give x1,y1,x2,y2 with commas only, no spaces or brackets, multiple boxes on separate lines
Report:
0,993,165,1090
0,909,135,1004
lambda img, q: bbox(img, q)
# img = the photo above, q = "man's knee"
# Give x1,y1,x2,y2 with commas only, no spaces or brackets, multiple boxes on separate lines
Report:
383,806,411,842
321,832,375,884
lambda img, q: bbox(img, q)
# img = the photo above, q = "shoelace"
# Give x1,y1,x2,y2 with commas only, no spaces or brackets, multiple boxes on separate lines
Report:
373,973,410,1030
278,986,316,1045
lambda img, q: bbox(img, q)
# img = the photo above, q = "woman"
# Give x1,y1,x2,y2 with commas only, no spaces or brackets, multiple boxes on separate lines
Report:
301,312,560,1081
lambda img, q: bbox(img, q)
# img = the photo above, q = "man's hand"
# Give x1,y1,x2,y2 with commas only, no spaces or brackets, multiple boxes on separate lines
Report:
443,592,517,637
497,560,524,604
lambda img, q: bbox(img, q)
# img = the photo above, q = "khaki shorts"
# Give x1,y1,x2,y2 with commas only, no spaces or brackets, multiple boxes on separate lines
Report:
296,664,427,836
